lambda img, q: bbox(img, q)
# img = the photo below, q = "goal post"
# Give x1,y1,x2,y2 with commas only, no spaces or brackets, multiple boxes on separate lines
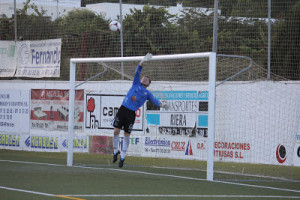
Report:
67,52,217,181
207,52,217,181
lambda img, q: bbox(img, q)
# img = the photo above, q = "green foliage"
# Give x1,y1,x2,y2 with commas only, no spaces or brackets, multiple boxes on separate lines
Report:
123,5,177,55
219,0,299,18
0,0,299,80
54,9,117,80
218,17,269,65
0,15,14,40
271,1,300,80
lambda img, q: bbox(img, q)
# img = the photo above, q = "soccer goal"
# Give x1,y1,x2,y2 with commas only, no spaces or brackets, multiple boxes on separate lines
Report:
67,52,300,182
68,52,217,180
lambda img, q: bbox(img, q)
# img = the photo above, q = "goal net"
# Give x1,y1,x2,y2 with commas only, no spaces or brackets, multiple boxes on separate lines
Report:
213,56,300,182
68,53,300,182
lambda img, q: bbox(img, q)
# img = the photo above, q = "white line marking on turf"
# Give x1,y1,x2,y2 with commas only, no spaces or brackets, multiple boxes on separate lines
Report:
1,183,299,199
1,159,300,195
0,186,54,196
57,194,300,198
0,186,86,200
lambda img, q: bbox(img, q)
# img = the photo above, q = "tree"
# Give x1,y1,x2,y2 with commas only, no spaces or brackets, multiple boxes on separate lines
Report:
271,1,300,79
55,9,114,80
219,0,299,18
19,0,53,40
176,7,214,52
122,5,177,55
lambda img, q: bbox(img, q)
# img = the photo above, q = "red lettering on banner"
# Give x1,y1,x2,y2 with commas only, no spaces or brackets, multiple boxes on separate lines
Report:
197,142,205,149
214,150,233,158
214,141,250,151
235,151,244,158
214,150,245,159
171,141,185,151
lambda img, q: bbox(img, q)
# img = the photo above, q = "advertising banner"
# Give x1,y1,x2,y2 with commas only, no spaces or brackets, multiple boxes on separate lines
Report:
294,143,300,167
130,135,253,162
0,133,88,152
0,41,16,77
294,132,300,166
0,90,30,133
85,94,144,132
88,135,142,156
0,133,21,149
121,136,142,156
146,91,209,137
23,134,59,151
61,135,88,153
137,136,205,160
30,89,84,131
15,39,61,78
89,135,113,154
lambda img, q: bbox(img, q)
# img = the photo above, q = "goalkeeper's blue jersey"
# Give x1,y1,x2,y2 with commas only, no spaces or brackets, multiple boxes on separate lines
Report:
122,65,160,111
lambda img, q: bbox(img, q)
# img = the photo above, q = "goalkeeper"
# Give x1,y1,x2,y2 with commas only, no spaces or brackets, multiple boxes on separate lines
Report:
112,53,168,168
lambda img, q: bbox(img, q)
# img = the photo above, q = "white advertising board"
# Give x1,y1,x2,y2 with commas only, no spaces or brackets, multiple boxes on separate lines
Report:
15,39,61,77
30,89,84,131
0,90,30,134
85,94,144,132
294,131,300,166
0,41,16,77
0,133,21,150
146,91,208,137
0,132,88,152
0,80,299,166
128,135,253,162
294,143,300,167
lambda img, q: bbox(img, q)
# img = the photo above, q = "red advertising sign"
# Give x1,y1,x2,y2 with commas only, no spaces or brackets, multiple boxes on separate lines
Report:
30,89,84,131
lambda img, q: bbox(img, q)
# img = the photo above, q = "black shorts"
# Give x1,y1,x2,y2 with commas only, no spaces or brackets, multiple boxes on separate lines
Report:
112,105,136,133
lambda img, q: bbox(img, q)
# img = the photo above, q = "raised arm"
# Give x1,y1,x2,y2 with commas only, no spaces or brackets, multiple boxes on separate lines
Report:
147,92,169,109
132,65,142,85
132,53,153,85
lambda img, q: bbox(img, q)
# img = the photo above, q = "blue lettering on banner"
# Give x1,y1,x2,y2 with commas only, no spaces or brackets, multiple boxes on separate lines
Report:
119,137,140,150
61,139,87,149
0,134,20,147
297,135,300,141
73,138,87,149
31,47,61,65
130,137,139,145
145,137,171,147
25,136,30,147
152,91,208,101
27,136,58,149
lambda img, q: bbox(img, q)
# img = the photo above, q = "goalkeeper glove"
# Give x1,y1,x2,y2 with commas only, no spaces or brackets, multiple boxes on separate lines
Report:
139,53,152,65
161,104,169,109
160,101,169,109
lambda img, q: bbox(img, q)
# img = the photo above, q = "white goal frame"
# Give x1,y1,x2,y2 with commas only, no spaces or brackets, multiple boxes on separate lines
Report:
68,52,217,181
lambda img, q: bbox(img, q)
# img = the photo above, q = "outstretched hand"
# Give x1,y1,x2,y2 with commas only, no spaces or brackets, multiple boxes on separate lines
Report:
161,104,169,109
139,53,152,65
160,101,169,109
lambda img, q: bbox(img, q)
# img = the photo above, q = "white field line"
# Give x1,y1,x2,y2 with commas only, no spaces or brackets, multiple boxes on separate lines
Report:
1,185,300,199
0,185,54,196
1,159,300,195
152,166,299,182
57,194,300,198
0,186,87,200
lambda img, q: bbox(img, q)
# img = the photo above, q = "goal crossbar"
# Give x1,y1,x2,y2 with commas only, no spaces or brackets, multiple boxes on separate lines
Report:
68,52,217,181
70,52,213,63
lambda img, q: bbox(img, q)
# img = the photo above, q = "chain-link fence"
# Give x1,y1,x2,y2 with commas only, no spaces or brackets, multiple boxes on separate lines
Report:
0,0,299,80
